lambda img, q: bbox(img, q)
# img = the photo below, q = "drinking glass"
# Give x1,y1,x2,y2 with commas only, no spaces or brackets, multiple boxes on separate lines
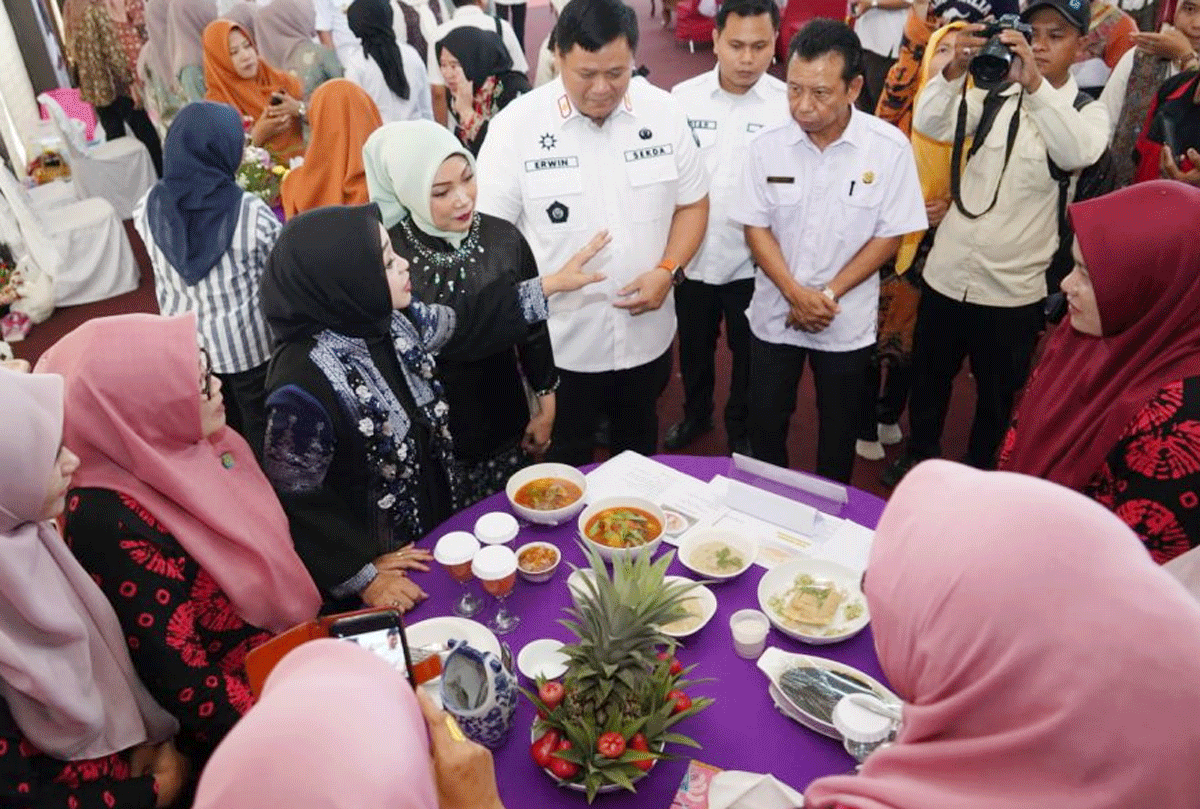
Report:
434,531,483,618
472,545,520,634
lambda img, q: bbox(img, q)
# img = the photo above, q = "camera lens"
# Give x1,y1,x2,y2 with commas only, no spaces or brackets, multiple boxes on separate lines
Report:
969,36,1013,89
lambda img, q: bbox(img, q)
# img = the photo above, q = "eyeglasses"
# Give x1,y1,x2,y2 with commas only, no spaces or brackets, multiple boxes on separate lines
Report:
199,346,214,400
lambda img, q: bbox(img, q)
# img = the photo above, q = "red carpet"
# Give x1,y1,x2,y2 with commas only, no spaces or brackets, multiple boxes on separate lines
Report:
10,3,984,501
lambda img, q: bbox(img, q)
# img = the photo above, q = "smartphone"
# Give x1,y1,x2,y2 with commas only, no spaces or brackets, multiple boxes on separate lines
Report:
328,609,416,687
1162,117,1183,163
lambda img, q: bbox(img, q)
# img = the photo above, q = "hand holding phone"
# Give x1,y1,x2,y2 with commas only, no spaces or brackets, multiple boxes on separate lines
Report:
269,92,284,106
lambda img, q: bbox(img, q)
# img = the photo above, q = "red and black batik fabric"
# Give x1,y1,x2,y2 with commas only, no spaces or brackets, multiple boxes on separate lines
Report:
1083,378,1200,564
0,697,157,809
64,488,272,761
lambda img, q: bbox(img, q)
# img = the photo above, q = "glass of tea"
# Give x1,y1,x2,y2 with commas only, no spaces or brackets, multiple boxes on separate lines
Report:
472,545,520,634
434,531,483,618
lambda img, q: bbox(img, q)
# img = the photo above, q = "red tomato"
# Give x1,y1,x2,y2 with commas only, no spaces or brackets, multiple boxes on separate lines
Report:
530,729,560,768
628,733,653,772
596,731,626,759
538,680,565,713
548,740,579,779
656,652,684,675
668,689,692,714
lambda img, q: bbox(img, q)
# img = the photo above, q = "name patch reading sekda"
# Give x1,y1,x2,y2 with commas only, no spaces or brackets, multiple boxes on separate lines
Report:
624,144,673,162
524,156,580,172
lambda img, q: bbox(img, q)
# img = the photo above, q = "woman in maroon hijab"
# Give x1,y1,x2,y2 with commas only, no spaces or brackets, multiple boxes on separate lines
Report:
1001,180,1200,564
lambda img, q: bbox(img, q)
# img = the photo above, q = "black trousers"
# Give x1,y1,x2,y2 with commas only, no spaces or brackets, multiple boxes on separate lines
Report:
906,282,1044,468
857,358,912,440
675,277,753,444
215,361,270,461
495,3,526,48
95,95,163,177
548,349,672,466
747,335,873,483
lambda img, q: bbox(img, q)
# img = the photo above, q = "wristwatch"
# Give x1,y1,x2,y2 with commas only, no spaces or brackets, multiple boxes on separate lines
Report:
656,261,686,286
820,285,838,302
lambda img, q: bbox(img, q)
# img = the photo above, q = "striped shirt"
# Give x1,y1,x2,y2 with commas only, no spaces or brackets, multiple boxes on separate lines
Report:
134,192,279,374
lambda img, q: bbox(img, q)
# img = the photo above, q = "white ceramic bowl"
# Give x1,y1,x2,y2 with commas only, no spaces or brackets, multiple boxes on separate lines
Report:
516,541,561,584
756,558,870,645
505,463,588,526
517,638,569,680
677,528,757,581
656,576,717,639
576,496,666,563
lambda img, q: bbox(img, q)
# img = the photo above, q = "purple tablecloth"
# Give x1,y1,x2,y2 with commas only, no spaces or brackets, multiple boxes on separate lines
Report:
411,454,888,807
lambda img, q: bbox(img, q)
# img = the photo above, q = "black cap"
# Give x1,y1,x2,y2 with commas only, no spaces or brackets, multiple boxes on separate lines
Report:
1021,0,1090,34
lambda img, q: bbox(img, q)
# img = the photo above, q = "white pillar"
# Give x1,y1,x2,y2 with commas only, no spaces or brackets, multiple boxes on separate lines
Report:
0,2,43,178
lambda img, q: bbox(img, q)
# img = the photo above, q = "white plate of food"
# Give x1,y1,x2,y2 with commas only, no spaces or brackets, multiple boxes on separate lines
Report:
757,646,899,739
654,576,717,638
677,528,757,581
406,617,502,707
756,558,868,644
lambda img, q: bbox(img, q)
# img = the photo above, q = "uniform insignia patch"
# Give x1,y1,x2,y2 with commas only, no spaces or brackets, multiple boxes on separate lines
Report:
547,201,569,223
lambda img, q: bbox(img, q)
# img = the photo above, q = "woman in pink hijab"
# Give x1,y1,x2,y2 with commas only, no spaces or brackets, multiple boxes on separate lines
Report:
35,313,321,769
0,367,186,807
194,639,505,809
805,459,1200,809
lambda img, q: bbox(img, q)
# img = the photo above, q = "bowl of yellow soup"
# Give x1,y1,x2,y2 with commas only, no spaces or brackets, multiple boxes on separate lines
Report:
576,496,665,562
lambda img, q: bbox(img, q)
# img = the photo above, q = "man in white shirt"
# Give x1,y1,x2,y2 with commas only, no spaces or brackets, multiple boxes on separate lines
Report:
850,0,910,113
315,0,361,64
734,19,926,483
427,0,528,124
667,0,786,454
477,0,709,465
884,0,1108,485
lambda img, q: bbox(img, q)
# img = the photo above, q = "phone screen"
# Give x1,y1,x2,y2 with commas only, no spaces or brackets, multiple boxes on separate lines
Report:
329,612,416,687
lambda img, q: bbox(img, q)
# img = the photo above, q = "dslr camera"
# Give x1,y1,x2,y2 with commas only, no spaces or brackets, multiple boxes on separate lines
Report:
969,14,1034,89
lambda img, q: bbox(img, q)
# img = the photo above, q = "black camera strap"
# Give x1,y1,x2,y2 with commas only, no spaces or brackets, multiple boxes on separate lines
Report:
950,80,1023,220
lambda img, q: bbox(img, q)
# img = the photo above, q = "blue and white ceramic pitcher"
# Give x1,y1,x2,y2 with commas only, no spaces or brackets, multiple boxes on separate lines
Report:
439,639,517,749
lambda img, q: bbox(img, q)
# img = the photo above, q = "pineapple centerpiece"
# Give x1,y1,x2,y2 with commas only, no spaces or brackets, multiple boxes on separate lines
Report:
524,542,713,802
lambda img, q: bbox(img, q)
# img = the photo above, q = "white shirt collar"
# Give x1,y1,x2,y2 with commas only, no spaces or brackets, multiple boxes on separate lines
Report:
553,77,637,129
704,65,776,102
783,103,867,151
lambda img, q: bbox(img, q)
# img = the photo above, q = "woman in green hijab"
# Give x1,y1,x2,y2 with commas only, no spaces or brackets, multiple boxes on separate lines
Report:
364,120,608,503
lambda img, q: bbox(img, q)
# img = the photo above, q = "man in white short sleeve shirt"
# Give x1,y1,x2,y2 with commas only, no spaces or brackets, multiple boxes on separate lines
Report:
477,0,709,466
667,0,786,455
734,19,925,483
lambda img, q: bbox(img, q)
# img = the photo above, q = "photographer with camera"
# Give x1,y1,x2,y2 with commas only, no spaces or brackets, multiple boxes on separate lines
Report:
881,0,1109,486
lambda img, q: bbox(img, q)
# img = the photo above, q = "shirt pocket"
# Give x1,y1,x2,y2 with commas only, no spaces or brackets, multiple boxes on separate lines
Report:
625,150,680,223
521,165,586,233
838,178,884,241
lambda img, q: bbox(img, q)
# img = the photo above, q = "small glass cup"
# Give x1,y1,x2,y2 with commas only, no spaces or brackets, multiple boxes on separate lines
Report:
472,545,520,634
434,531,483,618
729,608,770,659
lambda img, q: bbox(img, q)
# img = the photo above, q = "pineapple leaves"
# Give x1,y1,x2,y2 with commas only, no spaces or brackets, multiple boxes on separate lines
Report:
523,540,714,803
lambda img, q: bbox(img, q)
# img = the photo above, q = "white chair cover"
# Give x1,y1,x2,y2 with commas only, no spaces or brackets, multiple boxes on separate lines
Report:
37,93,156,220
0,166,138,307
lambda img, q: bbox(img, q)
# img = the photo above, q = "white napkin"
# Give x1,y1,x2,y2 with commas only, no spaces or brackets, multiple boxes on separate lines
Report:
707,770,805,809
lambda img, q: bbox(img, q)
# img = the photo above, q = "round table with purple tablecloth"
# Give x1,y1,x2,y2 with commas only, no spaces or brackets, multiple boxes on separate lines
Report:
412,454,889,807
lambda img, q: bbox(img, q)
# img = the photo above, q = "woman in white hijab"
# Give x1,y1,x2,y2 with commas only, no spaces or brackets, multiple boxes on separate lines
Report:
0,368,185,807
364,120,608,504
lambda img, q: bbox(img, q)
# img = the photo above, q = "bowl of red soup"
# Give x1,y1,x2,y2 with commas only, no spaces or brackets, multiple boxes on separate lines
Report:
506,463,588,525
577,497,666,562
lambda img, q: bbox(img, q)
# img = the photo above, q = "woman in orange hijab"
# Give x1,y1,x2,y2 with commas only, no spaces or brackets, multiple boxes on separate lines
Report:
280,79,383,219
202,19,305,161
